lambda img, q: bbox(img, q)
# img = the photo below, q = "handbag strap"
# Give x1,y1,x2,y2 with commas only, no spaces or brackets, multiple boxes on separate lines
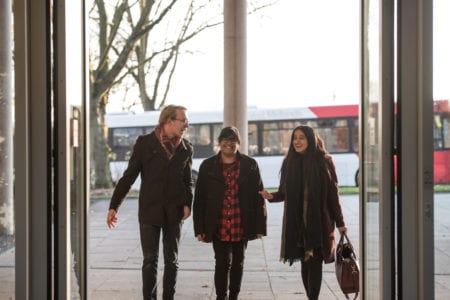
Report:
339,232,352,247
340,232,357,259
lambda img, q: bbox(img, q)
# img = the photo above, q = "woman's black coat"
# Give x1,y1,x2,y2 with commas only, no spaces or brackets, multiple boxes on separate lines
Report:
193,152,267,242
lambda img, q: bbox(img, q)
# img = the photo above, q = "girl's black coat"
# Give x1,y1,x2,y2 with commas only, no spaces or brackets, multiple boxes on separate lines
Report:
193,152,267,242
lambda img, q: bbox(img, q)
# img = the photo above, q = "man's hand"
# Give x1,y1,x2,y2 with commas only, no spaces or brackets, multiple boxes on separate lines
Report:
106,209,118,228
182,206,191,221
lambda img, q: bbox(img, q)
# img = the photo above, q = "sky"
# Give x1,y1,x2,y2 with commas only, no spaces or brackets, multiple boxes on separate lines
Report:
167,0,360,112
108,0,450,113
433,0,450,101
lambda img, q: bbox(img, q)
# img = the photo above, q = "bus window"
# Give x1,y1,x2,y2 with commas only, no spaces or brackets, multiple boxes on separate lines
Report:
112,127,144,147
352,119,359,152
262,121,302,155
185,124,211,146
443,116,450,148
185,124,214,158
304,120,318,128
213,124,223,153
144,127,154,135
315,119,350,153
248,123,258,156
434,115,443,149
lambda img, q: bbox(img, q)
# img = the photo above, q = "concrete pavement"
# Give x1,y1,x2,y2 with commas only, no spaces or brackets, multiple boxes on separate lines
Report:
1,194,450,299
88,193,450,300
89,197,355,300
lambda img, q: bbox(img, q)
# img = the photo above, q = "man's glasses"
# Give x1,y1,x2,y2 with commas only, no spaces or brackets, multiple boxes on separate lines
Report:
173,118,189,125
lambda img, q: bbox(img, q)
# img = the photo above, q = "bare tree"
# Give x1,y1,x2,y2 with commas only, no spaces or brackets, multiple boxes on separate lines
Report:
89,0,274,188
128,0,275,111
128,1,222,111
89,0,224,188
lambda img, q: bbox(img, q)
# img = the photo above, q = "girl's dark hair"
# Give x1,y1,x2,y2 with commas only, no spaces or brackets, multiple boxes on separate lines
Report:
279,125,329,191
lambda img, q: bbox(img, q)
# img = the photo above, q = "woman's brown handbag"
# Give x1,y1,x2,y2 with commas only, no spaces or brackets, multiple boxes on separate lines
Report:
335,232,360,299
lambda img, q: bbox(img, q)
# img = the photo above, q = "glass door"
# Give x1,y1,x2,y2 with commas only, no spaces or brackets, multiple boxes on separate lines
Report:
361,0,434,298
361,0,395,298
433,1,450,299
0,1,14,298
54,1,89,299
362,0,381,297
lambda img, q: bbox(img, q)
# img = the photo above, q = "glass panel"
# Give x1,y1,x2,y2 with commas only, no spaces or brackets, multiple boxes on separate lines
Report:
0,1,14,298
363,0,381,297
434,0,450,298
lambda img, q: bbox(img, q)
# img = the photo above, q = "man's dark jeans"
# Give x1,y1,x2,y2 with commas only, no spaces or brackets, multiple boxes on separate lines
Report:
212,239,248,300
139,222,182,300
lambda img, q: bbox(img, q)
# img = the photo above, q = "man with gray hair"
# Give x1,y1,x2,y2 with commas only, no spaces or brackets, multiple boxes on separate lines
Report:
107,104,193,300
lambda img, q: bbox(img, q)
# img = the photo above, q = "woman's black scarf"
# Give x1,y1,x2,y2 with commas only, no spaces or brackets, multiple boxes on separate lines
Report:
284,152,323,265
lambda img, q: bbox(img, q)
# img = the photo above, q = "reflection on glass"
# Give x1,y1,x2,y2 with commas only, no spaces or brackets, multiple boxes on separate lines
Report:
434,1,450,298
70,106,84,299
433,103,450,298
0,1,15,298
363,0,381,297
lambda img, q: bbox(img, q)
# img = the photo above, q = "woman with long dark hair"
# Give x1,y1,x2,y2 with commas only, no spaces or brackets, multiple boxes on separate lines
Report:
260,125,347,300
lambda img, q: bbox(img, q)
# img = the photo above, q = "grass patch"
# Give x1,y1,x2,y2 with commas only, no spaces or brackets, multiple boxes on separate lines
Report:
338,184,450,194
339,186,359,195
91,184,448,200
435,184,450,193
266,187,359,195
89,188,139,200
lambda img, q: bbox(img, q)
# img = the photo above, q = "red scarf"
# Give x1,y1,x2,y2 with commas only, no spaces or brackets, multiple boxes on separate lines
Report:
155,125,182,159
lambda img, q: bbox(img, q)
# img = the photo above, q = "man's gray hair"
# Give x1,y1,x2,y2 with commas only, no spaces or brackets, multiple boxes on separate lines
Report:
158,104,187,126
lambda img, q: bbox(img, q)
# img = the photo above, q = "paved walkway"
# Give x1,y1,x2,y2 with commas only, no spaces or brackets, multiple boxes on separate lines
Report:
88,195,360,300
1,194,450,299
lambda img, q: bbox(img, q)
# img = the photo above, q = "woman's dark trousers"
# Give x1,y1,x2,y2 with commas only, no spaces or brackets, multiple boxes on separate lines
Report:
300,251,323,300
212,239,248,300
140,222,182,300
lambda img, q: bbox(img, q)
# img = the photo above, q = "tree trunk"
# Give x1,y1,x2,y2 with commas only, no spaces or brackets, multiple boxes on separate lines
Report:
89,91,112,189
0,0,14,237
